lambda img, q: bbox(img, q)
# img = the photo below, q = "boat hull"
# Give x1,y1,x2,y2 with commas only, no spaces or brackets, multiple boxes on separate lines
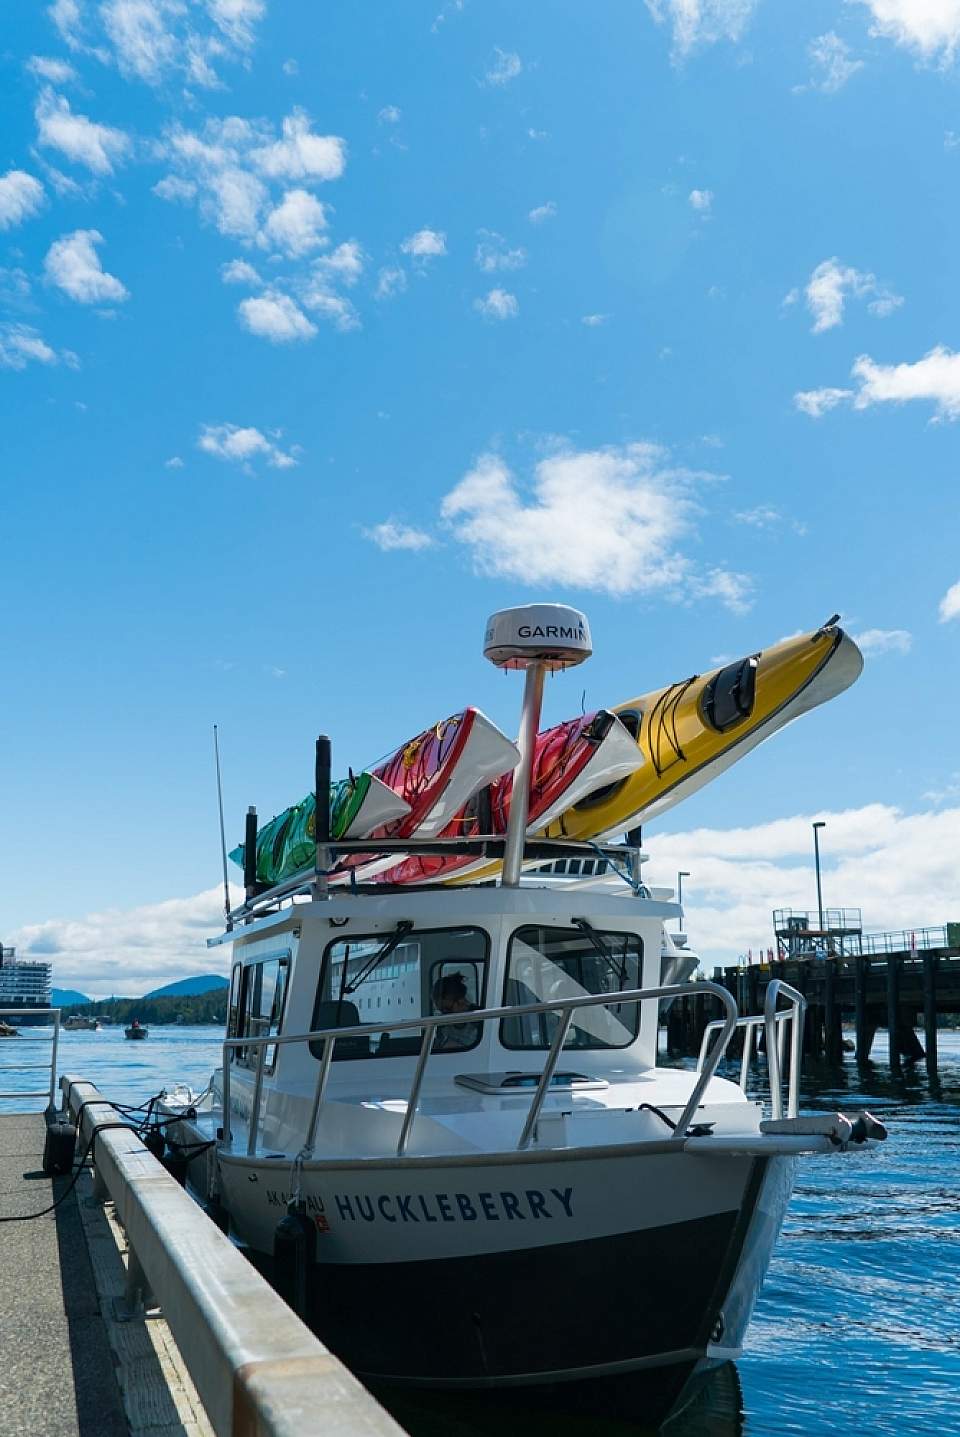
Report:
212,1145,791,1394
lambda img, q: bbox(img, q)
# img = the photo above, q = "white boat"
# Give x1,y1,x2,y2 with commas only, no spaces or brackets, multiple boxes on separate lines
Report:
160,604,885,1423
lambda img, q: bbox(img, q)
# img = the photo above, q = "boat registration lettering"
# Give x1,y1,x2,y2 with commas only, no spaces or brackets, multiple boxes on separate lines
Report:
265,1189,330,1233
331,1187,574,1224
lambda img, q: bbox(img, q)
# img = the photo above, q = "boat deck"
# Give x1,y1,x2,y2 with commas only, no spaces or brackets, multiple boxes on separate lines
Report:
0,1113,211,1437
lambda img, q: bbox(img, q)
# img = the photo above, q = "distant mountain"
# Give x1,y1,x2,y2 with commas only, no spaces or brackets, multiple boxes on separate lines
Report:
144,974,229,1000
52,988,91,1007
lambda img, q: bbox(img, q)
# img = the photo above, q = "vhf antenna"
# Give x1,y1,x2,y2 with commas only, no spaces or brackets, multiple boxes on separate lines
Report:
213,724,233,930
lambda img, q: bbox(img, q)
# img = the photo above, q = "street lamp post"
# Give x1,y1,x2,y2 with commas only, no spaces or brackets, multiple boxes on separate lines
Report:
677,871,690,932
812,821,826,939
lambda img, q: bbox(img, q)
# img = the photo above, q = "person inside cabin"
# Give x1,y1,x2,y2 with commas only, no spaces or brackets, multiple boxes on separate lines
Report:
432,971,480,1051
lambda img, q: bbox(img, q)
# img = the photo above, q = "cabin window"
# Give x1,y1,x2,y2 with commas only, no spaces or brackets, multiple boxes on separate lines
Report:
700,657,758,733
311,926,489,1060
236,952,290,1073
500,925,642,1051
227,963,243,1038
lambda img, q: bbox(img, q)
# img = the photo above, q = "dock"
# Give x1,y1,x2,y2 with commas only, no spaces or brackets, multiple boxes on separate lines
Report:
0,1081,406,1437
665,922,960,1079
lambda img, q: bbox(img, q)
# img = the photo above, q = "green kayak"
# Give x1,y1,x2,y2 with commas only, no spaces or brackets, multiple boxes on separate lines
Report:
229,773,410,886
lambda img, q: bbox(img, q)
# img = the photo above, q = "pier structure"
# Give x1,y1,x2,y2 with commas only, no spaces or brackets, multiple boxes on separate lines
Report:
664,921,960,1081
0,1072,406,1437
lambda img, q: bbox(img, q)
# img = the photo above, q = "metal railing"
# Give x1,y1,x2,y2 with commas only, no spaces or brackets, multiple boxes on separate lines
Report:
696,980,806,1121
0,1007,60,1109
221,981,738,1160
858,925,949,956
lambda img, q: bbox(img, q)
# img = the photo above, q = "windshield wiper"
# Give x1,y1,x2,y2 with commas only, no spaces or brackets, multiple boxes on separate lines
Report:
572,916,627,985
344,920,414,995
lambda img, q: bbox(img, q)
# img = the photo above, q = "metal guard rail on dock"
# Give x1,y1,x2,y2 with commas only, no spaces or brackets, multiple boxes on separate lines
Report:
0,1007,60,1107
222,981,738,1159
60,1075,404,1437
696,979,806,1121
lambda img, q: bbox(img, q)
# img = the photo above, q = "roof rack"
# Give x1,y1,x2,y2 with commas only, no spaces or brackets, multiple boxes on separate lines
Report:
227,836,641,925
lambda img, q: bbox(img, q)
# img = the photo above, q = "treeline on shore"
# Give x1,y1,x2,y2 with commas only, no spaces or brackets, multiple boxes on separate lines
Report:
65,991,228,1026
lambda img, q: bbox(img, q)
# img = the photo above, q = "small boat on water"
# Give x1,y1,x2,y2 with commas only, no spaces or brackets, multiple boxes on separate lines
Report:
160,603,882,1425
0,1020,18,1037
125,1020,148,1040
63,1015,101,1031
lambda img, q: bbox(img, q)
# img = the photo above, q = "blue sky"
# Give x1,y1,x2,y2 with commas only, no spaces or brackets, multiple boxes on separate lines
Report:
2,1,959,993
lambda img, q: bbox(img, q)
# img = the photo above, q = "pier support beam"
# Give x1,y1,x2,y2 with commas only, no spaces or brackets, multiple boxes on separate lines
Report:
923,954,939,1083
854,955,871,1064
824,958,842,1064
887,955,901,1073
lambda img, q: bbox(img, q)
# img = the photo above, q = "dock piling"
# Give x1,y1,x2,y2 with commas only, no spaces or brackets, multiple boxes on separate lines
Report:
923,954,939,1082
887,954,901,1072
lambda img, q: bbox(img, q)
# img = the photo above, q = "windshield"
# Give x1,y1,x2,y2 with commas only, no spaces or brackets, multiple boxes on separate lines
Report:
311,926,488,1060
501,924,642,1051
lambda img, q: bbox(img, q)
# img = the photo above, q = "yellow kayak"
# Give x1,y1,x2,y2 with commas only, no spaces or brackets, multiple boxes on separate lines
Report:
454,616,862,879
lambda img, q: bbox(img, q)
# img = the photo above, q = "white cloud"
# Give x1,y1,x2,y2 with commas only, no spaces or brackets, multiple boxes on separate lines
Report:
165,455,184,468
528,200,557,223
262,188,328,256
378,105,402,123
645,803,960,965
475,230,526,272
310,239,363,285
852,627,912,656
688,188,713,212
10,884,237,997
939,579,960,622
794,386,853,417
206,166,268,240
375,265,407,299
801,346,960,422
800,257,903,333
198,422,298,470
221,257,261,285
581,313,609,326
237,291,317,342
645,0,761,59
26,55,78,83
401,227,447,260
800,32,864,92
54,0,263,88
484,47,522,85
363,520,434,552
44,229,129,304
0,322,72,371
250,109,346,181
440,443,751,607
0,170,46,230
282,57,298,76
300,241,364,330
207,0,265,49
474,288,519,320
35,88,130,174
853,0,960,65
152,174,197,202
101,0,180,84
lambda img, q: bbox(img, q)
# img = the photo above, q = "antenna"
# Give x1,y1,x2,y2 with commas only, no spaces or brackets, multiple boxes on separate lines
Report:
213,724,232,930
483,603,592,887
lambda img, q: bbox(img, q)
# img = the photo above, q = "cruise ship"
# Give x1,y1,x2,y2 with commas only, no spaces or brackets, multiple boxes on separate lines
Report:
0,946,52,1025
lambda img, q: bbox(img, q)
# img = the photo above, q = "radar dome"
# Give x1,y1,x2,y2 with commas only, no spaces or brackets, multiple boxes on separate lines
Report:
483,604,592,671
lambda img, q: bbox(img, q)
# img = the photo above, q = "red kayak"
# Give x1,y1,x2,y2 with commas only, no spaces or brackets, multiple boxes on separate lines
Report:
330,708,519,882
376,709,644,886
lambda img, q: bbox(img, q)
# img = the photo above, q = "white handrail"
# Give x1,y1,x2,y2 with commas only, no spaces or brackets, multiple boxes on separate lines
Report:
0,1007,61,1110
696,978,807,1119
220,981,738,1159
